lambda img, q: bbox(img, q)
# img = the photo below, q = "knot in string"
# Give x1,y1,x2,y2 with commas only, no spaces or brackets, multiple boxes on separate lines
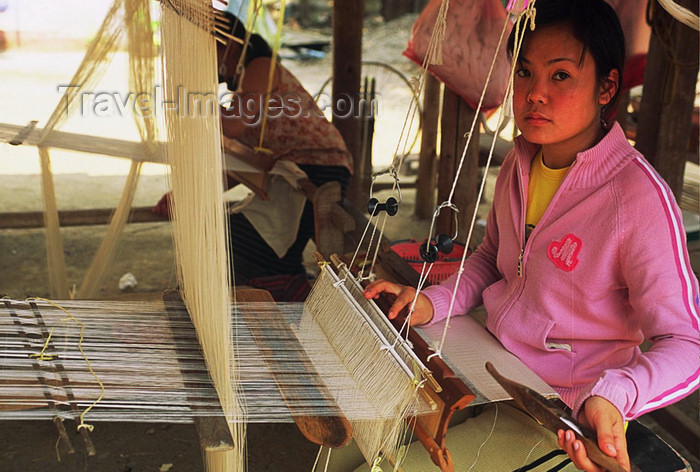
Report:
332,277,346,288
413,377,428,390
253,146,274,155
77,422,94,433
523,6,537,30
408,76,420,93
356,273,376,283
316,260,330,271
427,351,442,362
380,343,398,361
30,327,57,361
370,168,401,203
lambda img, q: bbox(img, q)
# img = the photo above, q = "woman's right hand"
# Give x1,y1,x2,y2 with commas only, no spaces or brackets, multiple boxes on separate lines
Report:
363,280,434,326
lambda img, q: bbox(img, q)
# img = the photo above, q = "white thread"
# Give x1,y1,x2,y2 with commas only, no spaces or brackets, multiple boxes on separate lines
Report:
426,351,442,362
311,445,324,471
323,446,332,472
518,436,545,471
466,403,499,472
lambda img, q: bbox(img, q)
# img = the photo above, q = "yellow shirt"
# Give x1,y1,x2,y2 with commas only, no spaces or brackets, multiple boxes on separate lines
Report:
525,151,570,239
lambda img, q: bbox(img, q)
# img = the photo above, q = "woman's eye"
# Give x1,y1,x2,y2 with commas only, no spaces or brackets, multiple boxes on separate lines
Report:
553,71,570,81
516,68,530,78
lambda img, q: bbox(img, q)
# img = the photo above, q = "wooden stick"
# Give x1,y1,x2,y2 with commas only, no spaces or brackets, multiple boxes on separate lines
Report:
53,417,76,455
0,207,166,229
9,120,38,146
236,288,353,448
486,362,631,472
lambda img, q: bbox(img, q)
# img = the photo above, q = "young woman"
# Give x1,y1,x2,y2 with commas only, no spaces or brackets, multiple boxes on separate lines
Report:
363,1,699,470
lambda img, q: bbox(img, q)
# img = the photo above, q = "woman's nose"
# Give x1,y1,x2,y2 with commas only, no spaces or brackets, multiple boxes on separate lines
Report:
527,82,547,104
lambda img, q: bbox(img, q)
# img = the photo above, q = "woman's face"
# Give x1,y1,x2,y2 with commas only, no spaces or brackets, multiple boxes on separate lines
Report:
512,24,616,162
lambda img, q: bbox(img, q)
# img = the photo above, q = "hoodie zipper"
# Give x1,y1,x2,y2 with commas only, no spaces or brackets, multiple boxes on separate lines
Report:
495,154,577,334
517,249,525,277
518,156,578,277
494,161,529,335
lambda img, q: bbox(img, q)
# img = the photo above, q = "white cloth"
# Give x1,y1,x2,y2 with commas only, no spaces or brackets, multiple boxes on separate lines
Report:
229,161,307,258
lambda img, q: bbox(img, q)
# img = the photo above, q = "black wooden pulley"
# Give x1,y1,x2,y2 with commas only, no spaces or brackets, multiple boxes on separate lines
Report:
367,197,399,216
419,233,454,263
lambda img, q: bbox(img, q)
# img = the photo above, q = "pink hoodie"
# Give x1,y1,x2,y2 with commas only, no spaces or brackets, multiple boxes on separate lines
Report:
423,123,700,420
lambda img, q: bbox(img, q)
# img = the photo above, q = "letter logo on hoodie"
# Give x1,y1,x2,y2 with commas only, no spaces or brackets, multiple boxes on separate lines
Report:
548,234,582,271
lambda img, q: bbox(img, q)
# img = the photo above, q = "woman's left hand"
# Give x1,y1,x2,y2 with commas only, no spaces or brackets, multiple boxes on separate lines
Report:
557,395,630,471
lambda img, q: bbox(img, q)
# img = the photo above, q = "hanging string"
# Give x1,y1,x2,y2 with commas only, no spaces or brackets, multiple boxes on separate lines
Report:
349,0,449,283
389,0,451,176
433,0,537,357
224,1,260,107
311,446,325,471
255,0,287,154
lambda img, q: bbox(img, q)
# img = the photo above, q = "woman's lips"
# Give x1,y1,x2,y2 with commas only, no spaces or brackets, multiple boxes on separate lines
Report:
525,114,550,125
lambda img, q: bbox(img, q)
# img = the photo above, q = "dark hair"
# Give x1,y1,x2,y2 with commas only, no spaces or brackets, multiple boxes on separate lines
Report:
220,11,273,63
217,11,273,89
506,0,626,118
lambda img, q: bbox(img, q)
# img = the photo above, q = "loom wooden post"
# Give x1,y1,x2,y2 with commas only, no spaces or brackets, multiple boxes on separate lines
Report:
634,0,699,199
437,88,478,243
235,288,353,448
358,76,375,200
302,180,355,259
415,74,440,219
332,0,365,206
162,290,235,452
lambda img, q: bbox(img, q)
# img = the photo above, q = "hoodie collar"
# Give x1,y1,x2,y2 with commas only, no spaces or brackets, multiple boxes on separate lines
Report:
512,122,637,189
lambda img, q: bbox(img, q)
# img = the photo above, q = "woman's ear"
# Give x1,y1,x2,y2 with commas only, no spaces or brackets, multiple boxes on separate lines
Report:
599,69,620,106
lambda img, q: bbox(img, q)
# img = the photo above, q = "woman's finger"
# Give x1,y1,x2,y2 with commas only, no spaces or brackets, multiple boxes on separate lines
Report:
559,430,602,472
363,279,401,298
388,287,417,319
